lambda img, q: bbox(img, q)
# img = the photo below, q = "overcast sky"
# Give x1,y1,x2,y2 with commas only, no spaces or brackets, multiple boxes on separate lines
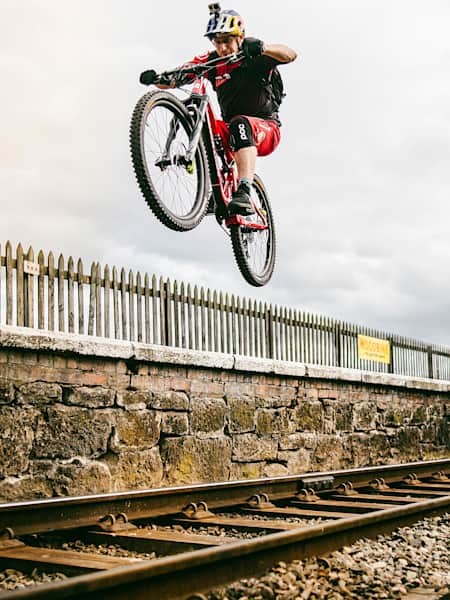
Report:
1,1,450,346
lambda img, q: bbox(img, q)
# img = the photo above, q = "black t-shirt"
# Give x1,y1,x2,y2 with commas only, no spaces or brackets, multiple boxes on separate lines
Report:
208,54,282,125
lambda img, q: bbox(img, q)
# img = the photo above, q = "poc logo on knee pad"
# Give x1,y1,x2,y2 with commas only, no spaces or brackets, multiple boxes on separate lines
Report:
238,123,248,140
230,117,254,150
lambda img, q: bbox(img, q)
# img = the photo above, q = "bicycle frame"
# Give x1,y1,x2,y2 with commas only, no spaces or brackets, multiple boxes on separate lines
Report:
131,56,276,286
183,76,268,231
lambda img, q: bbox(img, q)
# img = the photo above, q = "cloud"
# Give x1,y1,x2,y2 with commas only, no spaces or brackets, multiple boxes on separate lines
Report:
1,0,450,346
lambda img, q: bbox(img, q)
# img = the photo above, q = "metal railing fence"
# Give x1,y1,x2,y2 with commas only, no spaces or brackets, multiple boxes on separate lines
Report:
1,241,450,380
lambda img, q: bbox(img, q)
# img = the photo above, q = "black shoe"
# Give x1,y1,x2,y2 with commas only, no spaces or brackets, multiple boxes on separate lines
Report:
228,182,255,216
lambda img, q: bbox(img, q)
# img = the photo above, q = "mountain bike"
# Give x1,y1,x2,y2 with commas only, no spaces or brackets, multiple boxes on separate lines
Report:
129,52,276,287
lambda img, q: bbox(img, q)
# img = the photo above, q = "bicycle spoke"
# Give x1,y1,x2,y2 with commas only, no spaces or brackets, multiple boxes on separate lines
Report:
239,189,271,276
142,102,201,218
230,175,275,286
130,90,208,232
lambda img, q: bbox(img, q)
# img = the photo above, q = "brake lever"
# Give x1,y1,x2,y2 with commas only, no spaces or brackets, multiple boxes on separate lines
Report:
158,72,176,87
229,51,244,63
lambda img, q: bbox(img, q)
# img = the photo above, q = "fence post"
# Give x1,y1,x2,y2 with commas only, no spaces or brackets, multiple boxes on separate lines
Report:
265,305,274,359
89,263,97,336
164,279,172,347
334,322,342,367
58,254,65,332
427,345,433,379
48,252,55,331
16,244,24,327
388,336,394,373
67,257,74,333
6,242,13,325
24,246,35,328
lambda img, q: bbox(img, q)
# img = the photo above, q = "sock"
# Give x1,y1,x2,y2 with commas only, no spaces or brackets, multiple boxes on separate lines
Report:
239,177,252,191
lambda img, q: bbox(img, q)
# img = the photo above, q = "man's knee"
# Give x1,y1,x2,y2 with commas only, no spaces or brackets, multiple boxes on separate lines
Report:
229,116,255,151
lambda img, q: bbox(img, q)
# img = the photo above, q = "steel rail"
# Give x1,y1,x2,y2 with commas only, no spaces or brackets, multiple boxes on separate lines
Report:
1,459,449,537
3,494,449,600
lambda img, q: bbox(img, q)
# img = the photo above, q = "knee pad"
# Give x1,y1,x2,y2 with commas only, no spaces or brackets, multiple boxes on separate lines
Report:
229,116,254,151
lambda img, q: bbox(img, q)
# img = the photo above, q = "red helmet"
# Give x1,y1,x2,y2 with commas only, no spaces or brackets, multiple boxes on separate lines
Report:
205,5,245,40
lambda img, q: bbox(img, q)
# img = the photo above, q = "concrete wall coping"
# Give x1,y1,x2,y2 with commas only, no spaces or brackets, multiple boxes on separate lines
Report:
1,325,449,393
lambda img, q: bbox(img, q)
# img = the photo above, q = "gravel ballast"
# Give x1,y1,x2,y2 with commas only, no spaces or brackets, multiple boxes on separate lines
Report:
207,514,449,599
1,514,448,596
0,569,67,591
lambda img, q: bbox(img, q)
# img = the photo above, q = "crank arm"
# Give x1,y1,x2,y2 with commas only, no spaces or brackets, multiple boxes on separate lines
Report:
154,156,173,170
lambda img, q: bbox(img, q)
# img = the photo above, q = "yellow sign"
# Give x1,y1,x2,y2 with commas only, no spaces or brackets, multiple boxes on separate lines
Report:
357,334,390,364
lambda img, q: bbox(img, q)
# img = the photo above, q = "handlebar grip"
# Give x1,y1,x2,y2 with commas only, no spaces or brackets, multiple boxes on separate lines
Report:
139,69,158,85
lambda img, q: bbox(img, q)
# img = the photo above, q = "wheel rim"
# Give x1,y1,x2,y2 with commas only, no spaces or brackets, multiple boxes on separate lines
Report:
239,185,273,279
142,101,203,219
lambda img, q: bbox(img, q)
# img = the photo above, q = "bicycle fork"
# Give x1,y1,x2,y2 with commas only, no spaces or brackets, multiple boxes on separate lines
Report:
184,95,209,166
155,96,208,172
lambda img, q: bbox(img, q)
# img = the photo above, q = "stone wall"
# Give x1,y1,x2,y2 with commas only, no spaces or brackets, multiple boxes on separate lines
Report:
0,326,448,501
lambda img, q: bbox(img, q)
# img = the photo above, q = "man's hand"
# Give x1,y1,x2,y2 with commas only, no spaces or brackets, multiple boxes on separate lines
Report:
242,37,265,58
139,69,158,85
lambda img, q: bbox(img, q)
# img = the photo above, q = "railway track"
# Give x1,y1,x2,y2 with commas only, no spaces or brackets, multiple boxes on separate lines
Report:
0,459,449,599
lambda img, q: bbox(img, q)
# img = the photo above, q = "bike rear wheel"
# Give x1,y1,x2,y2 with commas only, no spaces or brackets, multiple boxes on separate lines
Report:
230,175,276,287
130,90,209,231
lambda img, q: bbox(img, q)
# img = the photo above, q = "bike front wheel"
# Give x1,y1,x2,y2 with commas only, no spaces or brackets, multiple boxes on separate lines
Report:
130,90,209,231
230,175,276,287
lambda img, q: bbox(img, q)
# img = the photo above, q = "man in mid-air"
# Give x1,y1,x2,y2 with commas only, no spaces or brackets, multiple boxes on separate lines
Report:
140,4,297,216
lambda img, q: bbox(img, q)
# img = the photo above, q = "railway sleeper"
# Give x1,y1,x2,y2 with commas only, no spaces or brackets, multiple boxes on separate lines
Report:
170,514,298,533
0,541,140,576
84,527,239,556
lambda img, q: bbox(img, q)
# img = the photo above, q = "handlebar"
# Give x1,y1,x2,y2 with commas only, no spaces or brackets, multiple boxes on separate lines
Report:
141,51,245,87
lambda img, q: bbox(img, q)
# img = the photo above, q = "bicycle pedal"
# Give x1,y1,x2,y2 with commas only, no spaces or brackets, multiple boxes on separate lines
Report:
186,161,195,174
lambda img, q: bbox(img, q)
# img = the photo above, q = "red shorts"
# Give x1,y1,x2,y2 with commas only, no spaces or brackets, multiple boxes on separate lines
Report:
216,116,281,159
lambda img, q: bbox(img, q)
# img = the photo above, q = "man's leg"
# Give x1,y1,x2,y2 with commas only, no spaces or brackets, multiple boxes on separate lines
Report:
228,117,258,215
234,145,257,181
228,116,281,216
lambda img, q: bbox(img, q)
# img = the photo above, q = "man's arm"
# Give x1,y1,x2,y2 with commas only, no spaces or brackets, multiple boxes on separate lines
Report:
140,51,213,90
262,43,297,64
241,38,297,63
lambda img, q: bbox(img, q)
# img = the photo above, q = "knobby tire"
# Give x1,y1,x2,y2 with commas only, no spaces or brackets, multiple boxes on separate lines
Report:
230,175,276,287
130,90,209,232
